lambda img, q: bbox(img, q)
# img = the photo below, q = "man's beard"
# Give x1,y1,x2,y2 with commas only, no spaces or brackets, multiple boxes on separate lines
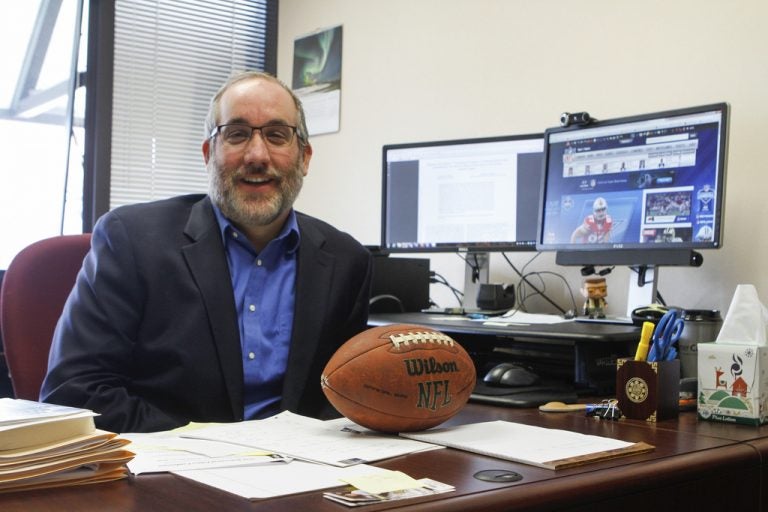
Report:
208,155,304,228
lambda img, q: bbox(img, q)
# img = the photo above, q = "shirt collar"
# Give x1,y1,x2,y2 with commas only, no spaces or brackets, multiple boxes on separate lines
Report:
212,202,300,255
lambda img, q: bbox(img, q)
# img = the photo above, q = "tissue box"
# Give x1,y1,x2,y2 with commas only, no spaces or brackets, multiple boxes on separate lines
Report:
697,342,768,425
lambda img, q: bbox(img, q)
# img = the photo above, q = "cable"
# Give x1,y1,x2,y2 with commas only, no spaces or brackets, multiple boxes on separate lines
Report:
630,265,666,304
516,270,577,315
429,271,464,306
457,253,482,283
521,270,578,314
501,253,571,315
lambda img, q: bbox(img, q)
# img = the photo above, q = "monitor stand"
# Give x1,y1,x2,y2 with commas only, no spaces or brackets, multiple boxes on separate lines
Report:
625,265,659,317
462,252,489,311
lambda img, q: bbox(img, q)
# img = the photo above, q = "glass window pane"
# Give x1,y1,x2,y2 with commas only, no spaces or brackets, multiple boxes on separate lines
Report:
0,0,85,269
0,2,40,109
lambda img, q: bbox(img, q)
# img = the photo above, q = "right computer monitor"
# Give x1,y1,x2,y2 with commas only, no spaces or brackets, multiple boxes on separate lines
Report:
537,103,729,268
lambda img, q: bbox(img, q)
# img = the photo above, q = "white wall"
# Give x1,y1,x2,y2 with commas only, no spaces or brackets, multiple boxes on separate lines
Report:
277,0,767,318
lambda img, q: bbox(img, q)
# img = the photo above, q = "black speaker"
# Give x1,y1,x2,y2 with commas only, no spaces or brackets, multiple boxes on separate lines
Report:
369,256,430,313
476,284,515,311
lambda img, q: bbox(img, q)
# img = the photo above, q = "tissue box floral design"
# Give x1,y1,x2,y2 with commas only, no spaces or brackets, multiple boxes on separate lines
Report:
697,342,768,425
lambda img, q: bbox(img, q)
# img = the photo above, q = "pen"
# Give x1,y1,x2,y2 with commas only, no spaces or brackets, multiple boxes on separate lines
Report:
634,321,655,361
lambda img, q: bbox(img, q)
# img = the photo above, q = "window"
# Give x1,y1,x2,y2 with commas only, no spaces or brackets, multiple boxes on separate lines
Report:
0,0,87,269
0,0,277,270
87,0,277,227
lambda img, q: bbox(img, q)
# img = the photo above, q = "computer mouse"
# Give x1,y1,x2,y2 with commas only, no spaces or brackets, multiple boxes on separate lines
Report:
500,365,540,387
483,362,517,384
483,362,539,387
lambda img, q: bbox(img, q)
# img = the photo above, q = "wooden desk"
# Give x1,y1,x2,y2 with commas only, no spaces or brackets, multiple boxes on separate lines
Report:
660,412,768,509
0,404,761,512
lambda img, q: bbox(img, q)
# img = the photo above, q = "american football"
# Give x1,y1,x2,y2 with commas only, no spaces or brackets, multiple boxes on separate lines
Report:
321,323,476,432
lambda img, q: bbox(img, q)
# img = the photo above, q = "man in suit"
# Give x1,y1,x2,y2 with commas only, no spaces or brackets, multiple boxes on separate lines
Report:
40,71,372,433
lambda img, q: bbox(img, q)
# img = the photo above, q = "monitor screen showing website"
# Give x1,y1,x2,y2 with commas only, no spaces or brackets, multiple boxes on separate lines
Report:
537,103,729,266
381,134,544,253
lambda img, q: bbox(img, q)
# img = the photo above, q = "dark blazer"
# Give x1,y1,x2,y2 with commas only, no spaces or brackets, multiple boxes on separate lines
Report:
40,195,372,433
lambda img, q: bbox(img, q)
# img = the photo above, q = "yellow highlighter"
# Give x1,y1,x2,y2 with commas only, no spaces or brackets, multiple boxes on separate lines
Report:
634,321,655,361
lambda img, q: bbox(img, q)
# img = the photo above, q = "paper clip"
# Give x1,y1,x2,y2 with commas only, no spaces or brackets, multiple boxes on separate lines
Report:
585,399,622,421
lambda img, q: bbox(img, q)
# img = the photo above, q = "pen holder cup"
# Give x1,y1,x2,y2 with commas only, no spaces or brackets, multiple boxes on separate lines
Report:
616,358,680,421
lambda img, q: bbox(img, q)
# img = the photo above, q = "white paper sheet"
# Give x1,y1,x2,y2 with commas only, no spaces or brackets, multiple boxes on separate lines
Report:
121,432,289,474
400,420,635,469
174,461,390,499
181,411,440,467
485,311,571,325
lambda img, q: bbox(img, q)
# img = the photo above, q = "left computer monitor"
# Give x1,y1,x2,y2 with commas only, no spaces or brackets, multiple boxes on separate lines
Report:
381,133,544,310
381,133,544,254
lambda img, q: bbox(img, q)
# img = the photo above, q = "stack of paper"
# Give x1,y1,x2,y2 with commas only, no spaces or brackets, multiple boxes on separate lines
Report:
0,398,134,493
121,428,292,475
400,420,654,470
127,412,447,500
180,411,439,467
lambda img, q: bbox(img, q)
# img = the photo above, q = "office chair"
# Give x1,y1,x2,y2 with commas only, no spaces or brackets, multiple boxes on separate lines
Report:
0,234,91,400
0,270,11,398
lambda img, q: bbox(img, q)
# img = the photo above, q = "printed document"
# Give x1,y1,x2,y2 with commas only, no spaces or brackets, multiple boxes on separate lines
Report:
174,460,391,500
400,420,653,469
181,411,439,467
121,431,290,475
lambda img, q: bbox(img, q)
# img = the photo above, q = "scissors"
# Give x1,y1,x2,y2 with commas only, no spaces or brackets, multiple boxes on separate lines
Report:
647,308,684,362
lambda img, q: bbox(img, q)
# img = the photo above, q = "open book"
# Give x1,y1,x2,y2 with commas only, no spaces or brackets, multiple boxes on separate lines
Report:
400,420,654,470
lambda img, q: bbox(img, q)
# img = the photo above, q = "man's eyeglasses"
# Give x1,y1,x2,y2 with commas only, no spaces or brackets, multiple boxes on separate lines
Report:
210,123,299,148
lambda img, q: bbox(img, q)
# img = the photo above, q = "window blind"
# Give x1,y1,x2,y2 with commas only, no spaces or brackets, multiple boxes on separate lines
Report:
110,0,275,208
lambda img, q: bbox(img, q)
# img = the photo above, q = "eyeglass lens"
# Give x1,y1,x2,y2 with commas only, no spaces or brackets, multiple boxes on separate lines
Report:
218,124,295,147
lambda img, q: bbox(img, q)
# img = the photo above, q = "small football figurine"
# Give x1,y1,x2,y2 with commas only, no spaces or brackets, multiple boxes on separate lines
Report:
321,324,476,432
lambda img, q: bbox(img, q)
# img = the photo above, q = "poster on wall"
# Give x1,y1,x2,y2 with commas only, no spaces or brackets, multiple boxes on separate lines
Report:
292,25,343,136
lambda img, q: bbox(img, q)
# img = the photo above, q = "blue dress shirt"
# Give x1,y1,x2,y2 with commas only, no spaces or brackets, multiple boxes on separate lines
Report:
213,206,299,420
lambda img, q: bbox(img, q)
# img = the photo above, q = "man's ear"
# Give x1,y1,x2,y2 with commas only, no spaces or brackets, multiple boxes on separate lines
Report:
202,139,211,164
301,142,313,176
